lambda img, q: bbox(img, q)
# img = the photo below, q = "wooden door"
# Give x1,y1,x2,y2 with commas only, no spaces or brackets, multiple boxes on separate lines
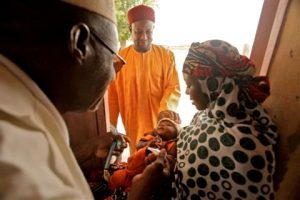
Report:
63,100,107,177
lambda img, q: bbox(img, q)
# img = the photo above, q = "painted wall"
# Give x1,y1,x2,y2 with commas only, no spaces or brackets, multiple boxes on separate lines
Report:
261,0,300,199
251,0,279,72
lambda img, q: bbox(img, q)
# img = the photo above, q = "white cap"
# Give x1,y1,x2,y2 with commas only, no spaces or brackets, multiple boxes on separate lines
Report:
157,118,181,133
61,0,116,24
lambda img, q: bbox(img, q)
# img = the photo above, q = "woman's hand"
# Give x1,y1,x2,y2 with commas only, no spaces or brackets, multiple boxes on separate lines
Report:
128,150,171,200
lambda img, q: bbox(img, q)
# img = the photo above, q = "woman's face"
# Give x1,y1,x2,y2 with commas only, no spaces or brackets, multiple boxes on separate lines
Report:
183,73,209,110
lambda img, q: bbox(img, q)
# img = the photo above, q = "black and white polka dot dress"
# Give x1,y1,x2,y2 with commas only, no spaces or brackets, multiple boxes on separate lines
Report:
172,77,277,200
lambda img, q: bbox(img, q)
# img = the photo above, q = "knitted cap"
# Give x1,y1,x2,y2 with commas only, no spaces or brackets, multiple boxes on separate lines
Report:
128,4,155,25
61,0,116,24
157,118,181,133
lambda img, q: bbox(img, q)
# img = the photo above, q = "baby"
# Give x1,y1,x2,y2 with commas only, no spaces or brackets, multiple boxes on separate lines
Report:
108,117,181,195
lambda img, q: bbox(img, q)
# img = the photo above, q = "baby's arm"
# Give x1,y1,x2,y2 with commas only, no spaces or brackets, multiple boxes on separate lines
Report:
136,131,158,150
136,139,149,150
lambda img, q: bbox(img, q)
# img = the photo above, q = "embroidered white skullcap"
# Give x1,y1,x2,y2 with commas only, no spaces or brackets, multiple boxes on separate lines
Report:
61,0,116,24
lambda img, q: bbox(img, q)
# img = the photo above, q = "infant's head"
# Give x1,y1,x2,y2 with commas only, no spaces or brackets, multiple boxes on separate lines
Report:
156,118,181,140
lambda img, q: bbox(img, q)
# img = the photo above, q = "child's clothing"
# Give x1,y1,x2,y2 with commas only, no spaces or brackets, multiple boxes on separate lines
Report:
109,133,176,192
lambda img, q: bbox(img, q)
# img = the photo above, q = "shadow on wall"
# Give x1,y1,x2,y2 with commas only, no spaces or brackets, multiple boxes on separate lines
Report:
275,124,300,199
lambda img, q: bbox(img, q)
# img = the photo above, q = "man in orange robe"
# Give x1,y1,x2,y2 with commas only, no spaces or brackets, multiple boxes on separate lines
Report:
108,4,180,154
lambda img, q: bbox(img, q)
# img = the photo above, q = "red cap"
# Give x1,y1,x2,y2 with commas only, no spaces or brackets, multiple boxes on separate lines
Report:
127,4,155,25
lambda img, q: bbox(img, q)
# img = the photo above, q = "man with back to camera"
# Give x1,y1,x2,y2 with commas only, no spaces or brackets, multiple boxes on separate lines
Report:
0,0,120,199
108,4,181,154
0,1,170,199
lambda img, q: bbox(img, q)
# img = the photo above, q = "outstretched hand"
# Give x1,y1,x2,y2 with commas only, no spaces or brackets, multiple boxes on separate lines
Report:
128,149,171,200
110,124,130,155
95,125,130,158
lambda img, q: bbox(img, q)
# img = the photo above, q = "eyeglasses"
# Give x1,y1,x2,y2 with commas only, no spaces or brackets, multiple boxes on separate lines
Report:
89,28,126,66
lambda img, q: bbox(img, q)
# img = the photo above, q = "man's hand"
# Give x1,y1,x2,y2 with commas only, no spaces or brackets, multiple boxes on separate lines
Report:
128,150,170,200
95,125,130,158
110,125,130,155
158,110,181,124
